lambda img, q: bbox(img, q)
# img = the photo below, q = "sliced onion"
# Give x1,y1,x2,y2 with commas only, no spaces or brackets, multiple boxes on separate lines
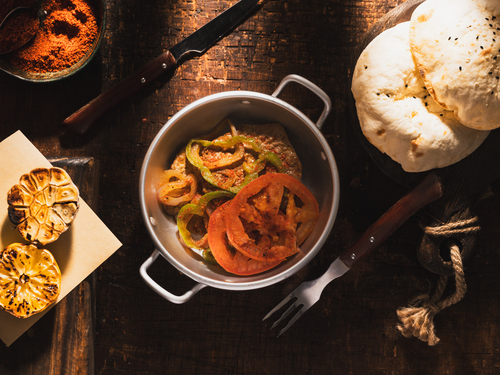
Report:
157,171,197,206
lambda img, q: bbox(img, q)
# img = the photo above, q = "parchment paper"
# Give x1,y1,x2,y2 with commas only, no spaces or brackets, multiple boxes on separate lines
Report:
0,131,122,347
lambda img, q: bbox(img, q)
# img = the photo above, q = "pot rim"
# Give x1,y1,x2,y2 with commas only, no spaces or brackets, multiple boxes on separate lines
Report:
139,89,340,291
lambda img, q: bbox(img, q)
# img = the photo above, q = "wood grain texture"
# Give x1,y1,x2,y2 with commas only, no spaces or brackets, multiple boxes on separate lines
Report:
0,0,500,374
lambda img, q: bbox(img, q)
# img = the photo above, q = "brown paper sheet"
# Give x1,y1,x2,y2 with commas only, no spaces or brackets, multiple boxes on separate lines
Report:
0,131,122,347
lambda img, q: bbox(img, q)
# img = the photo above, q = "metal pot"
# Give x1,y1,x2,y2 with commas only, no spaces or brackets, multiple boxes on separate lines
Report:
139,74,340,303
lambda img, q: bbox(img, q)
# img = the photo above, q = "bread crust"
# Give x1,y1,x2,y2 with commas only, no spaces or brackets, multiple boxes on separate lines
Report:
410,0,500,130
352,22,489,172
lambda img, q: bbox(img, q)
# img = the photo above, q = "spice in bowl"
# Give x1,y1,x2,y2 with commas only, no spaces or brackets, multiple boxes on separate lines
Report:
4,0,99,73
0,6,40,54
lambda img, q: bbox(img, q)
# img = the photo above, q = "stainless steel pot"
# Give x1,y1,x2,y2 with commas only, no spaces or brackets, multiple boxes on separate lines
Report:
139,74,340,303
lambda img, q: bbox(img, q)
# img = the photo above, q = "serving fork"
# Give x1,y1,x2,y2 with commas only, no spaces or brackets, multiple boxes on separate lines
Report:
263,173,443,336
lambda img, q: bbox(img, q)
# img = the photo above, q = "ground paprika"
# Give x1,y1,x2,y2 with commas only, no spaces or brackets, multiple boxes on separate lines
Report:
0,10,39,53
3,0,99,73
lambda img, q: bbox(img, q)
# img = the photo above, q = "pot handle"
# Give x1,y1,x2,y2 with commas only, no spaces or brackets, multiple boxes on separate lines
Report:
140,249,207,304
272,74,332,130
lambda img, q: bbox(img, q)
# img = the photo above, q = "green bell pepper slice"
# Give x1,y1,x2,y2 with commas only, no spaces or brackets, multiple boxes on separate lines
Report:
185,135,283,194
177,190,235,250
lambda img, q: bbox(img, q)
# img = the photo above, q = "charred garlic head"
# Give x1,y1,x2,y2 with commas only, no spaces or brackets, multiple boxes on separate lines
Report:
7,167,80,245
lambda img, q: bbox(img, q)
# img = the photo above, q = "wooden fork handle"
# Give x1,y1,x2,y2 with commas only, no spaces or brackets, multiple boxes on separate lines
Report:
339,172,443,269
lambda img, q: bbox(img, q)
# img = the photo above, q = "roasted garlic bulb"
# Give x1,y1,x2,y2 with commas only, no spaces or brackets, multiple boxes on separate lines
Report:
0,243,61,318
7,167,80,245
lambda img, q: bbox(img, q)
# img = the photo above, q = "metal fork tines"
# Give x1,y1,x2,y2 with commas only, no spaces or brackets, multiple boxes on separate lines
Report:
263,281,316,337
263,258,350,337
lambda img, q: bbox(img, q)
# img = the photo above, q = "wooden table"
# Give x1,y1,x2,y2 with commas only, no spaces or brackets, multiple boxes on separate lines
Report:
1,0,500,373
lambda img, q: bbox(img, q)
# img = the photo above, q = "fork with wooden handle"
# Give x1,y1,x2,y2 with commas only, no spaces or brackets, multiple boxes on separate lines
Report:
263,172,443,336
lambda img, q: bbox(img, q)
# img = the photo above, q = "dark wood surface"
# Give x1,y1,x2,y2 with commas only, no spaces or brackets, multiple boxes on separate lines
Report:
1,0,500,374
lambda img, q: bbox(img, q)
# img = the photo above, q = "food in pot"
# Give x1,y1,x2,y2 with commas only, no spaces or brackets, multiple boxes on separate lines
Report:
351,21,490,172
207,201,283,276
177,190,235,250
157,119,319,275
0,243,61,318
7,167,80,245
158,119,302,213
409,0,500,130
224,173,319,262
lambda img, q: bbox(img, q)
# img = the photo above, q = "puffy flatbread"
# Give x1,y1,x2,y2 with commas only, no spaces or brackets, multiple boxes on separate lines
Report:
351,22,489,173
410,0,500,130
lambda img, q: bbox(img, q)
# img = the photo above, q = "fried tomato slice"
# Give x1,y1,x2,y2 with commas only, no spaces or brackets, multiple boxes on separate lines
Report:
208,202,282,275
225,173,319,262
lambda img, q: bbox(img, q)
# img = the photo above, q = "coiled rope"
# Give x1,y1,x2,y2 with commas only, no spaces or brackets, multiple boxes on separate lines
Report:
396,216,480,346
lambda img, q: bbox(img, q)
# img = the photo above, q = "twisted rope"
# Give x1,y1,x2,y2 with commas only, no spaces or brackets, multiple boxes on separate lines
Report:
424,217,480,237
396,215,479,346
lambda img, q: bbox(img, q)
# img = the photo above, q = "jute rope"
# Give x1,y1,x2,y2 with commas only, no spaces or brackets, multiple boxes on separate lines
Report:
396,216,480,346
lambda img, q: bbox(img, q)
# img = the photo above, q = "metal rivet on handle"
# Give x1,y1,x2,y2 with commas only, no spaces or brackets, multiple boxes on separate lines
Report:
369,236,375,243
141,77,146,83
351,253,356,260
162,63,167,69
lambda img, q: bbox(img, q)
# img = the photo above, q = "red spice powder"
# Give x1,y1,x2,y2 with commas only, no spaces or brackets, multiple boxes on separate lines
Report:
0,10,39,53
7,0,99,73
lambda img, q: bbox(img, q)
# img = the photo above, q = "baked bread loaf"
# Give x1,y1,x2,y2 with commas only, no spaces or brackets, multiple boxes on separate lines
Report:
351,22,489,172
409,0,500,130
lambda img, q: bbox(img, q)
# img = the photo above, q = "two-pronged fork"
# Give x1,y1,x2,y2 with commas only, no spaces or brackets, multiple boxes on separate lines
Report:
263,173,443,337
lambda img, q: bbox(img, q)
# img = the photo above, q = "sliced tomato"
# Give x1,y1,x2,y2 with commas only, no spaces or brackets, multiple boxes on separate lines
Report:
208,202,282,276
225,173,320,262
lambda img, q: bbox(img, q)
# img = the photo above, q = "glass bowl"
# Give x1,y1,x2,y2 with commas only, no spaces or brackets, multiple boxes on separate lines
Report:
0,0,106,82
